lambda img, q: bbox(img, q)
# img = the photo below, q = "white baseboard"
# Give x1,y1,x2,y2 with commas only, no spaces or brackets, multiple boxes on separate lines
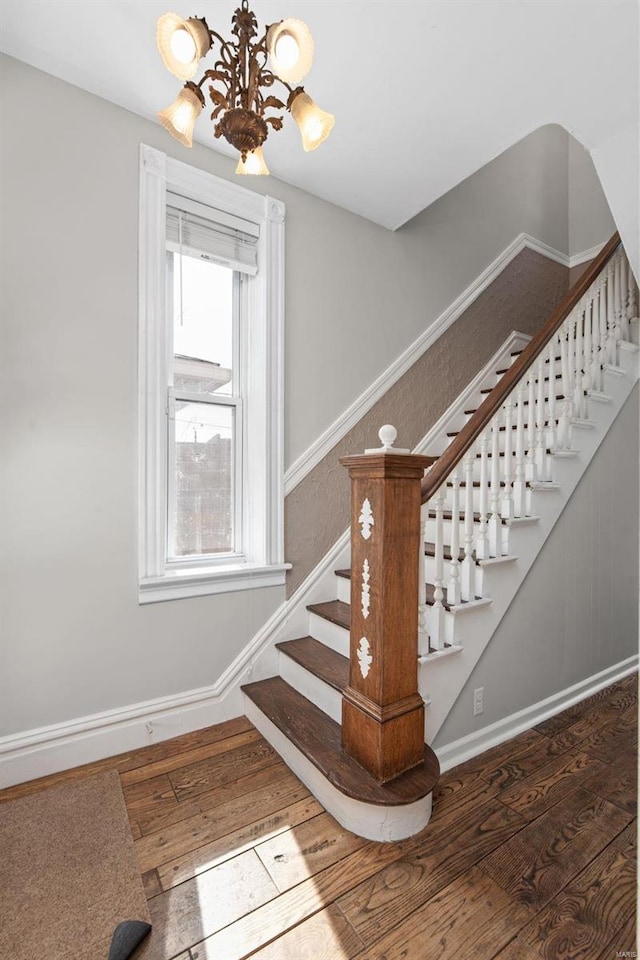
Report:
0,528,351,791
434,655,638,774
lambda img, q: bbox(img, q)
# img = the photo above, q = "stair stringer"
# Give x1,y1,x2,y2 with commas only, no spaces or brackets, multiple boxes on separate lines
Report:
421,343,640,742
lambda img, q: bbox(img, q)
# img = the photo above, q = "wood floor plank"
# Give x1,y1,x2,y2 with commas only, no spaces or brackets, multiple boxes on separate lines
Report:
130,819,142,840
158,796,323,891
575,711,638,763
480,787,632,913
493,938,543,960
120,728,263,786
0,718,258,804
247,904,364,960
135,772,312,874
139,849,279,960
498,749,607,820
610,819,637,858
430,770,500,825
255,811,367,893
353,866,532,960
115,717,255,774
434,728,547,783
581,745,637,815
558,697,637,744
483,731,583,792
519,843,637,959
142,868,163,899
136,760,293,836
123,774,177,820
337,797,527,947
183,836,418,960
168,737,280,802
600,909,637,960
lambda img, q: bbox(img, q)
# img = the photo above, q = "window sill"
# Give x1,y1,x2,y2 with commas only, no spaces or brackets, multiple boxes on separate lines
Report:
139,562,291,604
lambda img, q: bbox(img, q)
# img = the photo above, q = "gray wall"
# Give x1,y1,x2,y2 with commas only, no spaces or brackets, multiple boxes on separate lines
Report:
568,135,616,257
434,384,639,748
0,53,620,741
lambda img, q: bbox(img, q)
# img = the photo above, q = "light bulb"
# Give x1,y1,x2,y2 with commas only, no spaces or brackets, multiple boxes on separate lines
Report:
274,33,299,70
236,146,270,176
170,27,197,64
156,14,211,81
305,118,324,143
266,18,314,84
290,91,334,151
158,84,203,148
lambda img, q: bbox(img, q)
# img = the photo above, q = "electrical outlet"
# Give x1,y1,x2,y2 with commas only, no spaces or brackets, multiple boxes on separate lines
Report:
473,687,484,716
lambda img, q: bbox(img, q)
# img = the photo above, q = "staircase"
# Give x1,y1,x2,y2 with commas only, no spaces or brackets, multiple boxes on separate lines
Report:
243,234,639,842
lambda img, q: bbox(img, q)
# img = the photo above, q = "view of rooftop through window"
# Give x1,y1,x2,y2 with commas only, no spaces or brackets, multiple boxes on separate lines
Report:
168,250,237,558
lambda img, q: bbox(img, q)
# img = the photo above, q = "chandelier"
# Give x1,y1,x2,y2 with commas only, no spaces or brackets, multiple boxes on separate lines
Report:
156,1,334,175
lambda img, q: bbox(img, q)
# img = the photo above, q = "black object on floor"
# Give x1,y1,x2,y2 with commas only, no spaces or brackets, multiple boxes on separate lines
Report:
108,920,152,960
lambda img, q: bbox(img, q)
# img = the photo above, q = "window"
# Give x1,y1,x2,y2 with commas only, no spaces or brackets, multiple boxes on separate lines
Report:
138,145,288,602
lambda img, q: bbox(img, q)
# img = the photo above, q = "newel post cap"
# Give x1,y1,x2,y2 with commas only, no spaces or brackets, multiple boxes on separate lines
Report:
365,424,410,455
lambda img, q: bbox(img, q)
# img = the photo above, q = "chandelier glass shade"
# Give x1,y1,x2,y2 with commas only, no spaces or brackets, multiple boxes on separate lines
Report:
156,1,334,175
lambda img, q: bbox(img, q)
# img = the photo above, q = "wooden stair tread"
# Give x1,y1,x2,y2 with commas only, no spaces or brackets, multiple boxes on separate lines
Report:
448,417,561,437
335,568,350,580
464,397,564,415
242,677,439,806
427,508,507,523
496,361,561,375
276,637,348,692
307,600,350,631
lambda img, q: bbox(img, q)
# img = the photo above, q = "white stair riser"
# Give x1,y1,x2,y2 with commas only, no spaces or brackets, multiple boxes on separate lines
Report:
278,652,343,725
336,575,351,605
307,612,350,658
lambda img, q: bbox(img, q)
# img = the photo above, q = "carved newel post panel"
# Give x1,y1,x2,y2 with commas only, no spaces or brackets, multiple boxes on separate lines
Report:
340,426,434,783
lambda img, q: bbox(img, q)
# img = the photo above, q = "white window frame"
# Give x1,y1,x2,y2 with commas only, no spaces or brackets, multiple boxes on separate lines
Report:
138,143,288,603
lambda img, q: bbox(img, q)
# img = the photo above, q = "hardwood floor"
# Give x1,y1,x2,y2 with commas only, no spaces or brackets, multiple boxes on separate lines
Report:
1,674,636,960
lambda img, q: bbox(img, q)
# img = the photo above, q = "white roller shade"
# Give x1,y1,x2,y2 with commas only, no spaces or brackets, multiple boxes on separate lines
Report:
167,192,260,275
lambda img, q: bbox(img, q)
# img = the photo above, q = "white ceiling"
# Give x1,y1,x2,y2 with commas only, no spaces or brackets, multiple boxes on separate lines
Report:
0,0,638,229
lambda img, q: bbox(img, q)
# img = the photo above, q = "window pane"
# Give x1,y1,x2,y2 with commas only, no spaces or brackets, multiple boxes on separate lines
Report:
170,252,234,396
170,401,234,558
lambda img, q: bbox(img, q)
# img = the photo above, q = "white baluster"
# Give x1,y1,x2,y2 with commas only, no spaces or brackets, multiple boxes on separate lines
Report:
488,417,502,557
526,371,536,481
447,468,461,606
418,513,429,656
475,431,490,560
558,322,572,449
513,382,527,516
547,338,557,452
599,278,608,389
619,251,629,337
591,279,602,391
628,255,638,320
501,397,514,521
535,354,548,480
460,451,476,602
614,253,624,348
573,302,585,419
431,488,446,650
582,298,593,397
606,261,617,364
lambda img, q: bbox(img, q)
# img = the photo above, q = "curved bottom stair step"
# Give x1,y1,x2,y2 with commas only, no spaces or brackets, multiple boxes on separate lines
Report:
241,677,439,807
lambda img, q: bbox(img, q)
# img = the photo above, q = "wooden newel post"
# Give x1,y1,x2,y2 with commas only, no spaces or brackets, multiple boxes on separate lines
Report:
340,425,434,783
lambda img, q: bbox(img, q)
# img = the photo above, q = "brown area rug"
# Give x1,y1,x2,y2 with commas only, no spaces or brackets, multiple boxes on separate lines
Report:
0,771,150,960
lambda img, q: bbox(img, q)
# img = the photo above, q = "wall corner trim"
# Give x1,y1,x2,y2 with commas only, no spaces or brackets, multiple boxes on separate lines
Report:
434,656,638,774
284,232,573,496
